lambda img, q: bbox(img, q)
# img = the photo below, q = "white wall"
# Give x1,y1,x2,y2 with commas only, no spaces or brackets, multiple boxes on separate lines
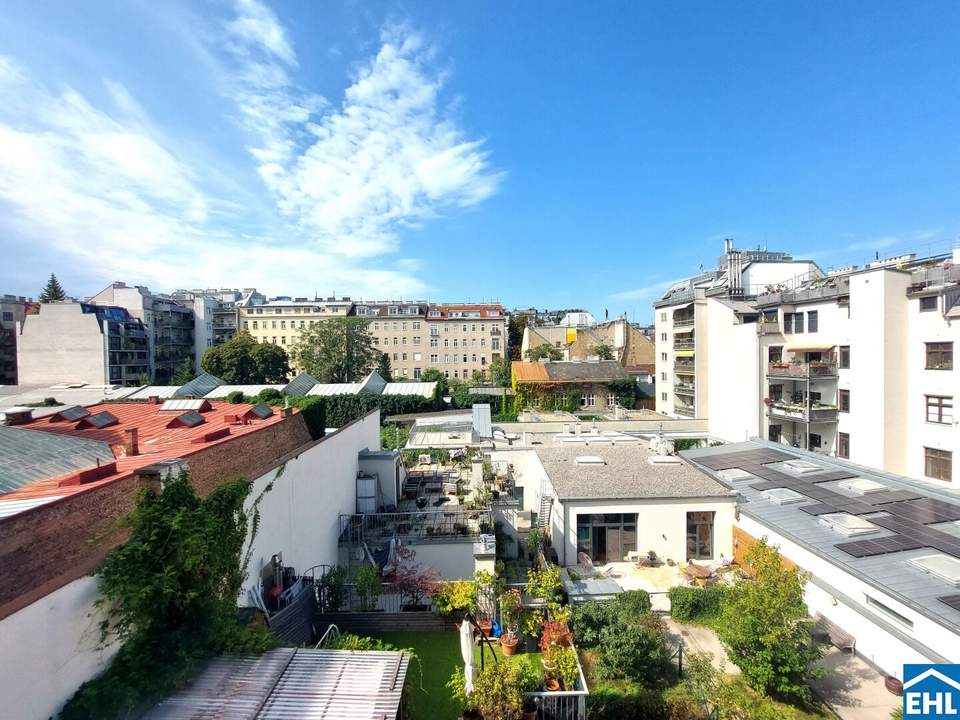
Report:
737,513,960,678
241,412,380,600
406,542,477,580
741,261,820,294
556,497,736,567
17,304,107,386
706,300,760,442
0,577,117,720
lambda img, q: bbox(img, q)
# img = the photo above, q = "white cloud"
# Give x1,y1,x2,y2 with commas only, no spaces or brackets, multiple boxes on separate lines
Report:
609,278,683,302
225,4,504,258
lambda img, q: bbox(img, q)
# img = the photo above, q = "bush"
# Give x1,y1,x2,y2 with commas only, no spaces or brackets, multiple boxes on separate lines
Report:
225,390,246,404
615,589,652,618
587,686,668,720
431,579,477,616
280,396,327,439
597,613,671,685
669,586,727,623
327,633,397,651
256,388,283,403
317,566,348,612
571,601,613,648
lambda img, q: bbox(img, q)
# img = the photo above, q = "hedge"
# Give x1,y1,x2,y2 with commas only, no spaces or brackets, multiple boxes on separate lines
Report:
668,585,728,623
264,392,437,439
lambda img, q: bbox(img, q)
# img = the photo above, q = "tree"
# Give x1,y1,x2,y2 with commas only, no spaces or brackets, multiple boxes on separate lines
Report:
39,273,66,302
718,538,823,700
377,352,393,382
489,357,511,387
171,357,195,385
291,317,379,383
526,343,563,361
201,332,291,384
422,367,449,397
592,343,614,360
508,314,528,360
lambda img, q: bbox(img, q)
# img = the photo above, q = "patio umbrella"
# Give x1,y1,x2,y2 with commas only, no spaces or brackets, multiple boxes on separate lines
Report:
459,618,475,694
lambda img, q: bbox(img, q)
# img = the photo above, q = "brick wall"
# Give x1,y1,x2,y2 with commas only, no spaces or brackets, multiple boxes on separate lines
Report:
0,413,313,621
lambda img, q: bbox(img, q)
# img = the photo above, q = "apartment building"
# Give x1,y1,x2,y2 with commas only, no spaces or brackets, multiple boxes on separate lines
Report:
1,295,36,384
654,240,820,420
521,316,655,370
88,282,194,383
171,288,251,368
238,295,353,352
17,302,150,386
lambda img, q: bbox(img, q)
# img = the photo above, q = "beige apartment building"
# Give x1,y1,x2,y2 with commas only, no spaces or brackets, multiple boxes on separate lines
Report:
239,296,353,350
355,301,508,380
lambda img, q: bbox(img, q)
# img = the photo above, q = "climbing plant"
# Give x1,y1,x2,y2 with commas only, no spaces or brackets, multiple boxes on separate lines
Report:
60,471,275,720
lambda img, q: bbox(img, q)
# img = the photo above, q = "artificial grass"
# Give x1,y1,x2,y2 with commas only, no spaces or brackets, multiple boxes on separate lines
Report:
371,631,543,720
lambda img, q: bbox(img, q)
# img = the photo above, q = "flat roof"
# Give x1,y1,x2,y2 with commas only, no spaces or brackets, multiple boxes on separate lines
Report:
536,444,734,501
683,440,960,634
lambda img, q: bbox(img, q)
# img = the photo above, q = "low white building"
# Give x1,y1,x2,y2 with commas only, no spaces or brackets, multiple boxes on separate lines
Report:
685,441,960,679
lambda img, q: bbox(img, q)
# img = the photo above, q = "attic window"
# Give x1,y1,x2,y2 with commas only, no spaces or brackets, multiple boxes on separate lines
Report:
819,512,878,537
575,456,605,465
166,411,206,429
908,554,960,587
838,478,886,495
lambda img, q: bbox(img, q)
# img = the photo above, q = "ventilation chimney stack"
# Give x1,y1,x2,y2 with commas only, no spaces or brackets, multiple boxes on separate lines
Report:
123,428,139,456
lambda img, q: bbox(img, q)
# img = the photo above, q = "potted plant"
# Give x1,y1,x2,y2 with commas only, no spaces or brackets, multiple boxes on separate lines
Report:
553,646,579,690
544,677,560,692
499,589,522,656
526,528,542,561
539,619,573,651
354,564,383,612
521,608,544,651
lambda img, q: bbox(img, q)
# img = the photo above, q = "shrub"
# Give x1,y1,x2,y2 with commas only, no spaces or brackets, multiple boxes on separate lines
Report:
280,396,327,439
539,619,573,652
431,579,478,616
449,657,540,719
317,566,348,612
597,613,671,685
571,601,613,647
587,686,668,720
669,586,727,623
614,589,652,619
354,564,383,611
553,645,580,689
328,633,396,651
256,388,283,403
225,390,246,404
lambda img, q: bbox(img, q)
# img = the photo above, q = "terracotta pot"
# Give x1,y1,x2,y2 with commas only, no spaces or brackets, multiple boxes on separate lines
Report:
500,634,519,656
885,676,904,696
544,677,560,692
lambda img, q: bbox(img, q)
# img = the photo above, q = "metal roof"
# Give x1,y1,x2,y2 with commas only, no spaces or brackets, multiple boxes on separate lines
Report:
144,648,410,720
159,399,211,412
382,382,436,398
174,372,225,398
0,425,114,494
204,385,286,400
125,385,181,400
307,382,363,396
282,372,319,397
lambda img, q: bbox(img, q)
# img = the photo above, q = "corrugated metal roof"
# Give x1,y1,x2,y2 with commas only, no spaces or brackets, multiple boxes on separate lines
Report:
144,648,409,720
382,382,437,398
125,385,181,400
282,372,319,397
174,372,225,398
307,382,362,396
0,426,114,494
159,399,211,412
0,494,64,518
204,385,287,399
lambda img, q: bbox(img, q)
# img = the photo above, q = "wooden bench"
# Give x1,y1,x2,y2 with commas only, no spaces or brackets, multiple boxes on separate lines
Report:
814,613,856,653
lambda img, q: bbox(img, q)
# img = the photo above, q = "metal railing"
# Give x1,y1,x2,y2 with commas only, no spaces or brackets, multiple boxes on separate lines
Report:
767,360,838,378
767,404,838,423
674,361,695,374
673,339,695,350
524,653,589,720
674,405,695,417
673,317,694,328
674,382,695,395
337,509,493,546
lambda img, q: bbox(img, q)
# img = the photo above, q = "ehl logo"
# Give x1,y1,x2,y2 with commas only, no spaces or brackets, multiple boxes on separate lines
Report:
904,665,960,719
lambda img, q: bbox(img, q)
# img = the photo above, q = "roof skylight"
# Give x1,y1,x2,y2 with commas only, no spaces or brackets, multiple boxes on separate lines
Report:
819,512,879,537
782,459,823,476
908,554,960,587
838,478,886,495
762,488,806,505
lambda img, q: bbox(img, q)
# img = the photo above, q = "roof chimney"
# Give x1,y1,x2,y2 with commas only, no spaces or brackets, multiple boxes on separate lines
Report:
123,428,139,456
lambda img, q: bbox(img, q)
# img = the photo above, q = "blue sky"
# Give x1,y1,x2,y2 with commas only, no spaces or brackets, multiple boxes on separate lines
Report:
1,1,958,322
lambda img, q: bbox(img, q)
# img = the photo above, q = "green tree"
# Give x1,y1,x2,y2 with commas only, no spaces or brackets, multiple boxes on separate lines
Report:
291,317,379,383
171,357,195,385
718,538,823,700
508,314,527,360
39,273,67,302
377,352,393,382
422,367,449,396
526,343,563,361
592,343,614,360
489,357,511,386
201,332,291,384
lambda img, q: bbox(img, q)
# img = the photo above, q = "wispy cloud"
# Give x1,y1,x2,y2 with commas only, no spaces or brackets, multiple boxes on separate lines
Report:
609,278,682,301
224,3,504,258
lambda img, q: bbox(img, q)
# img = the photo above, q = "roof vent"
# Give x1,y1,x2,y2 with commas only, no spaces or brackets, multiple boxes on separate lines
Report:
819,512,879,537
0,408,33,425
838,478,886,495
575,455,605,465
908,554,960,586
762,488,806,505
648,456,682,465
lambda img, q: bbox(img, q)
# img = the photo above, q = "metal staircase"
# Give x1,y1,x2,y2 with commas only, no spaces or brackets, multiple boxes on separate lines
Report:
538,492,552,532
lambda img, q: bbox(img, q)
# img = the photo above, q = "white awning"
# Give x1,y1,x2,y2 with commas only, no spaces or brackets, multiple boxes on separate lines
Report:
786,342,836,352
673,326,694,334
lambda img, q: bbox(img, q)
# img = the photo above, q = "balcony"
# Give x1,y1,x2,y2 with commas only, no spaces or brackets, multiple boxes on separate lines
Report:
673,317,694,328
767,360,838,379
767,401,838,423
673,361,695,374
674,404,695,417
673,339,695,351
674,381,695,396
337,509,492,547
756,320,781,335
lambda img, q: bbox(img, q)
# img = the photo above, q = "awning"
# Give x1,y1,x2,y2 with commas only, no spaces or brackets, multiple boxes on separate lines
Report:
671,302,694,312
786,343,836,352
675,350,695,358
673,326,694,334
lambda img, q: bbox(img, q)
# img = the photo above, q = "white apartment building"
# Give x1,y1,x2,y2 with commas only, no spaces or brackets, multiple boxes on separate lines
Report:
172,288,250,368
654,240,820,420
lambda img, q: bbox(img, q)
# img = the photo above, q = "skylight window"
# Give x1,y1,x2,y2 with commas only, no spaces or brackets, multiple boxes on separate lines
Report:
819,512,879,537
838,478,886,495
782,459,823,475
908,554,960,587
575,456,605,465
762,488,805,505
717,468,756,482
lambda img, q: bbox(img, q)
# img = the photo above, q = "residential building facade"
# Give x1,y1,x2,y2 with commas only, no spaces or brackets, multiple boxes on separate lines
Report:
89,282,195,383
521,316,655,370
17,302,149,386
238,295,353,355
172,288,249,368
512,359,631,413
1,294,35,384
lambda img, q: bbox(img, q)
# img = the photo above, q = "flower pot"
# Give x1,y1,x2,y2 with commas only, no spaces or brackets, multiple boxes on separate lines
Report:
544,677,560,692
500,633,519,656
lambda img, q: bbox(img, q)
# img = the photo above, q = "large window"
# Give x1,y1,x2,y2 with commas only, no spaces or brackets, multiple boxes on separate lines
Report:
925,448,953,481
768,424,782,442
686,511,714,560
838,389,850,413
839,345,850,369
807,311,819,332
926,342,953,370
576,514,637,564
926,396,953,425
783,312,804,334
838,432,850,459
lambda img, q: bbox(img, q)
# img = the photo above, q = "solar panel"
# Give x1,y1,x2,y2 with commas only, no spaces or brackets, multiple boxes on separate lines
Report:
160,399,210,412
50,406,90,422
283,372,319,397
249,404,273,419
78,411,119,429
938,595,960,611
167,411,206,429
800,503,838,515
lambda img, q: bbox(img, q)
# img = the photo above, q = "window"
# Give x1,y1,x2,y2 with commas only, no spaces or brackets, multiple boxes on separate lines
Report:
660,312,666,322
252,321,258,329
402,337,407,345
492,339,500,350
576,513,638,563
462,354,468,363
430,354,438,363
413,336,420,345
768,346,783,363
271,336,277,344
809,433,822,449
769,384,783,401
783,313,792,334
865,595,913,629
414,367,421,379
768,424,782,442
413,322,420,330
453,339,458,348
838,432,850,459
300,320,305,328
2,311,13,322
402,353,407,361
925,447,953,481
661,332,667,342
393,352,398,360
271,320,277,329
926,396,953,424
807,311,818,332
920,295,938,312
607,393,616,406
839,345,850,369
661,352,667,361
661,372,667,381
280,321,285,329
686,511,714,560
430,338,438,348
444,338,449,347
280,336,286,345
453,370,459,379
793,313,804,333
838,389,850,413
926,342,953,370
661,392,667,401
587,393,596,406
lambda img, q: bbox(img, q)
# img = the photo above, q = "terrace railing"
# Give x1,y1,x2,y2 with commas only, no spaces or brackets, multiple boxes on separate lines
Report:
524,653,589,720
767,360,838,378
337,509,492,546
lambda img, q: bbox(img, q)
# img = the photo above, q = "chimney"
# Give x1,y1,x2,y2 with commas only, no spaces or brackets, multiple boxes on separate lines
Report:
135,464,163,494
123,428,139,456
148,395,160,404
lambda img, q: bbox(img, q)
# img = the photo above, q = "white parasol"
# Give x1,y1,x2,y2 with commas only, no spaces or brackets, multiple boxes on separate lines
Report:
459,618,475,694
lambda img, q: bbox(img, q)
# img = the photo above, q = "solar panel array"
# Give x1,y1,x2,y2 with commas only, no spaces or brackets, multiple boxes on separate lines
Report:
79,411,119,429
698,447,960,611
50,406,90,422
159,399,210,412
250,404,274,419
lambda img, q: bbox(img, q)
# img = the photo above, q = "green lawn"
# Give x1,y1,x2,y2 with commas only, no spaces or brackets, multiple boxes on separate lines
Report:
371,631,542,720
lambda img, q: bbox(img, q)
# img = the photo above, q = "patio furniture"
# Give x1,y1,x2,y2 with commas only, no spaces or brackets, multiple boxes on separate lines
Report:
813,612,856,653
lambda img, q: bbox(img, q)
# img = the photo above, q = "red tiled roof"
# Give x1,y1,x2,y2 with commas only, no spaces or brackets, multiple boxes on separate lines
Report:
511,361,550,383
1,401,291,504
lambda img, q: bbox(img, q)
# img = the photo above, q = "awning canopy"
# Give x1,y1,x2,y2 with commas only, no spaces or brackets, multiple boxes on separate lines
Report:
671,302,694,312
673,326,694,334
675,350,695,358
786,343,836,352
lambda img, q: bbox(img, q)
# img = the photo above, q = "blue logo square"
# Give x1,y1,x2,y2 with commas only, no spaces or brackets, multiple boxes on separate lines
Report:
904,665,960,719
